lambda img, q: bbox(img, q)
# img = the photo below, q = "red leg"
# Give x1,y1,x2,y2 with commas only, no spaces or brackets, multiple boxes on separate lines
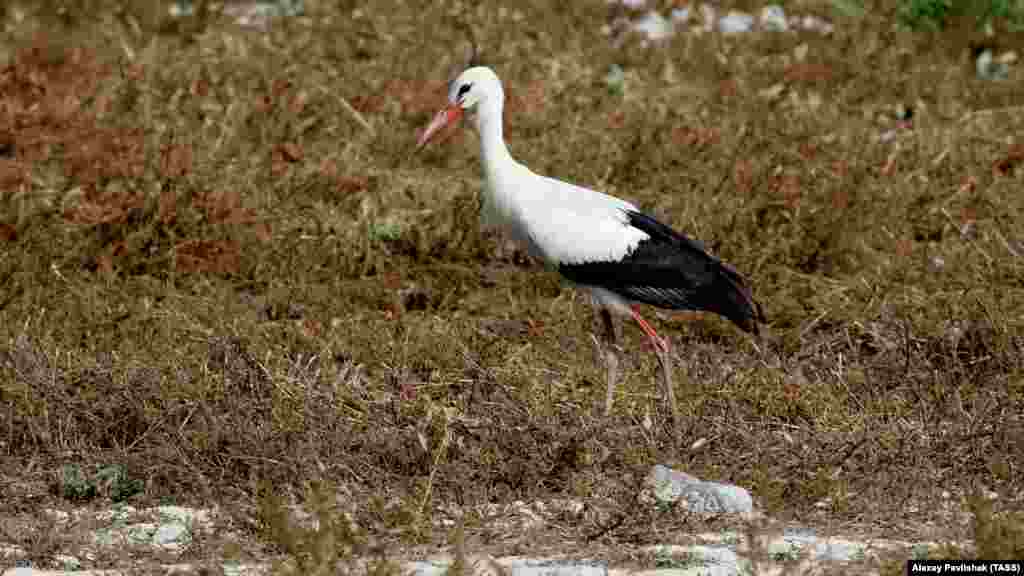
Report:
629,305,670,354
629,305,678,426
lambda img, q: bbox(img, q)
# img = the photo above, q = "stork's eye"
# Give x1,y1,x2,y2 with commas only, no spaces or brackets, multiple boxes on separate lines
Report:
457,83,472,99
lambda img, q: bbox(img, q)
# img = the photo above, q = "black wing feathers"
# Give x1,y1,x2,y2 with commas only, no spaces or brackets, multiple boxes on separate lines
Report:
559,209,765,334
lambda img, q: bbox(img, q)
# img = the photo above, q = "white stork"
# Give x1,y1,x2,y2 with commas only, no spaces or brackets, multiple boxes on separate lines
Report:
417,66,765,417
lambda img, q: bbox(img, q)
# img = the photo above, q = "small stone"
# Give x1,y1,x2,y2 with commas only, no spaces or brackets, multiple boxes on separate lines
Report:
43,509,71,523
878,129,899,143
800,15,834,34
641,545,740,575
671,6,691,23
976,49,1009,80
719,11,754,34
153,522,190,547
632,11,674,41
772,534,870,562
222,0,305,28
647,465,754,515
760,5,788,31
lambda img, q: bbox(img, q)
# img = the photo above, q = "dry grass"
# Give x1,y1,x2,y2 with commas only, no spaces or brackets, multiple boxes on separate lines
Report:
1,0,1022,570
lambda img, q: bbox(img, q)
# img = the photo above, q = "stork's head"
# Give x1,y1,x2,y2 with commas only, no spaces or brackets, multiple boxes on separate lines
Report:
416,66,503,149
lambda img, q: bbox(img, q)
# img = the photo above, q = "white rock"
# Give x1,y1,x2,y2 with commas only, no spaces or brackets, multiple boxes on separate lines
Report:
632,11,674,41
976,49,1009,80
610,0,647,8
647,465,754,515
775,533,868,562
43,509,71,524
878,128,899,143
799,15,834,34
636,545,743,576
719,11,754,34
152,523,190,548
760,5,788,31
89,505,209,552
222,0,305,28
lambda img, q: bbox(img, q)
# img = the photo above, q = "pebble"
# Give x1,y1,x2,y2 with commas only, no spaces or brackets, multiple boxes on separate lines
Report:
760,5,788,31
719,11,755,34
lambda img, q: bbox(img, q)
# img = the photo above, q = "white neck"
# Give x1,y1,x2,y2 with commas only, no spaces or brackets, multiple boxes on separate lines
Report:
474,99,514,180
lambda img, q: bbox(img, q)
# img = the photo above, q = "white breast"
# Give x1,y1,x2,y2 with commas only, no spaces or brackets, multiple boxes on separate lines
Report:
485,164,650,266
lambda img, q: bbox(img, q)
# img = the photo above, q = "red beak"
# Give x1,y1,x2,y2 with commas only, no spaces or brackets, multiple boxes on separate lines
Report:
416,104,464,150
